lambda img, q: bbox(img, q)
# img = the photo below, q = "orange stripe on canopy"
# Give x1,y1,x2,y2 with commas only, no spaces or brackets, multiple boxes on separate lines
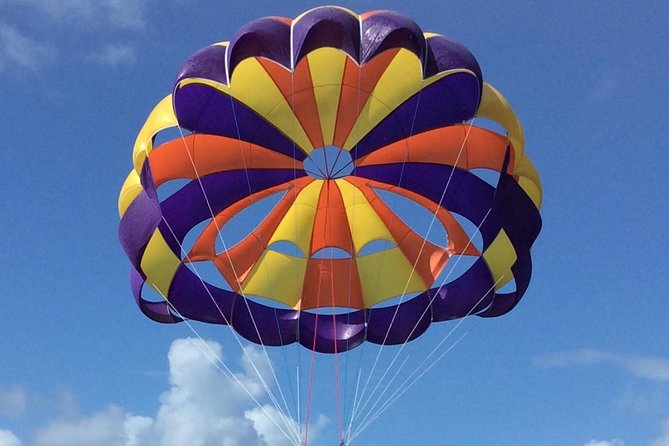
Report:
310,180,354,255
333,49,400,148
148,134,302,186
300,258,365,309
356,125,516,173
344,177,439,285
257,57,325,148
187,178,313,289
363,179,481,258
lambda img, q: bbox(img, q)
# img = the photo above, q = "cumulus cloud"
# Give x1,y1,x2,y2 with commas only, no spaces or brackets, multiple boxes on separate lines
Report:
0,23,53,72
534,349,669,382
0,386,28,417
34,405,150,446
0,429,22,446
9,338,325,446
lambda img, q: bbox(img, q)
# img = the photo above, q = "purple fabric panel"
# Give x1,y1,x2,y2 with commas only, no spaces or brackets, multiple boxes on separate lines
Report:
230,300,298,346
361,11,425,66
159,168,303,245
130,266,181,323
365,293,432,345
424,35,482,92
492,172,542,253
166,264,235,324
173,84,306,160
175,44,229,86
299,311,367,353
118,190,161,268
292,7,361,65
355,163,499,243
481,251,533,318
227,17,291,74
430,258,495,321
351,73,480,158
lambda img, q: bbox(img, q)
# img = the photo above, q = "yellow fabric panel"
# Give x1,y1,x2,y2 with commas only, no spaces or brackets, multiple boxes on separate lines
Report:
341,50,462,151
308,48,347,145
476,82,542,210
476,82,525,166
227,58,314,153
141,229,182,297
118,170,142,217
482,229,517,290
132,95,177,173
335,179,395,254
516,155,543,209
343,49,422,150
356,248,427,307
268,180,323,254
240,250,307,308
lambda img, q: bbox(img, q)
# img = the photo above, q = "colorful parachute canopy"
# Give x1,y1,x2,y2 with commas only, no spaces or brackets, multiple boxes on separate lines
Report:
118,6,542,353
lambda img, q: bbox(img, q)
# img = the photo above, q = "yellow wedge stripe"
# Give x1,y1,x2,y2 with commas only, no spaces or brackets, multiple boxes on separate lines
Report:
178,58,315,154
268,180,323,255
476,83,525,164
481,229,517,290
132,95,178,173
118,170,142,217
356,248,427,307
240,250,307,308
476,82,542,209
336,179,395,254
308,48,347,145
342,50,462,151
141,229,182,297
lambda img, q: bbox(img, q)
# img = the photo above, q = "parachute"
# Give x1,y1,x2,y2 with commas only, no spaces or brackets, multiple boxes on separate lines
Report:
118,5,541,443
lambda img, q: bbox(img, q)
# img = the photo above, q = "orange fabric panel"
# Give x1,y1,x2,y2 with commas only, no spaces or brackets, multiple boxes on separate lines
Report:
356,125,515,173
257,57,325,148
187,178,313,288
311,181,354,255
363,179,481,258
344,177,443,285
149,134,302,186
300,258,365,309
332,49,400,147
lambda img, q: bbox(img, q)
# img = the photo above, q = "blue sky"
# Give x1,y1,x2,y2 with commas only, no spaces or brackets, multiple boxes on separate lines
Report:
1,0,668,445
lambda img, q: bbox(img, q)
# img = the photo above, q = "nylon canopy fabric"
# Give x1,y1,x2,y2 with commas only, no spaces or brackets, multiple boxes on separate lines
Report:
118,6,542,353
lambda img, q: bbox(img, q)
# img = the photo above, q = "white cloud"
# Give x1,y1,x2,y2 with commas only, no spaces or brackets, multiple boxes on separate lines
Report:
34,405,148,446
534,349,669,382
0,429,22,446
90,44,137,67
650,418,669,446
0,22,53,72
0,0,148,29
584,440,624,446
0,386,28,417
10,338,321,446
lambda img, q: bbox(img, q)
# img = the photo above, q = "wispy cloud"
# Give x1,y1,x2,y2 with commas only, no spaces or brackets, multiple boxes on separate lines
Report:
0,385,28,418
0,22,53,72
534,349,669,382
89,44,137,67
8,338,326,446
0,0,149,30
584,440,624,446
650,418,669,446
